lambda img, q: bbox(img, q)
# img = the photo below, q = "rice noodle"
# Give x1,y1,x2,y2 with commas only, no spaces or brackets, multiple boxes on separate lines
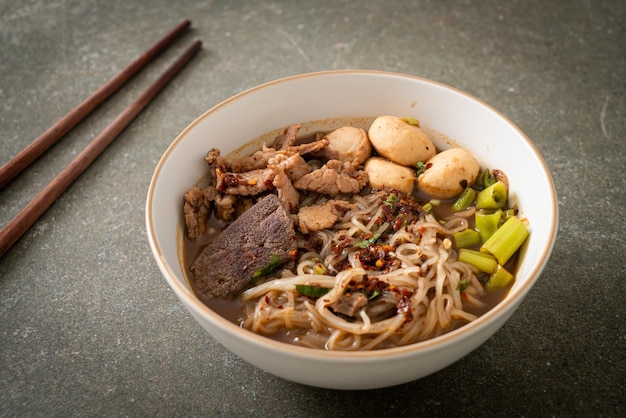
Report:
236,190,489,350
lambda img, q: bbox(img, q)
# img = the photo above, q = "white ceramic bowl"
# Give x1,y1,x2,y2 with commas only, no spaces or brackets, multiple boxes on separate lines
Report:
146,70,558,390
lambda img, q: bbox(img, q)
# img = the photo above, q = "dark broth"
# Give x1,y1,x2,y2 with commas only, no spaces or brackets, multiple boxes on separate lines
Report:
182,191,517,339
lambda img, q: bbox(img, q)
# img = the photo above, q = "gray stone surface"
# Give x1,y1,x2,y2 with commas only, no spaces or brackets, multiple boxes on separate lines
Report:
1,0,624,416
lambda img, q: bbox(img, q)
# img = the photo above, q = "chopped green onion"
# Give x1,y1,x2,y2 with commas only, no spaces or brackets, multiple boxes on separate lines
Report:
400,116,420,126
475,209,502,242
355,233,381,248
452,187,477,211
430,199,441,206
476,181,507,209
415,161,426,177
252,254,281,281
453,229,481,248
486,265,514,290
458,278,470,293
295,284,332,298
480,216,529,265
458,249,498,274
422,202,433,214
384,192,399,206
368,289,381,300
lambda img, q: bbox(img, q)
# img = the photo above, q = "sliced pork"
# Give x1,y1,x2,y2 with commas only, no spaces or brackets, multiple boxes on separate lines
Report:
296,200,358,234
293,160,368,196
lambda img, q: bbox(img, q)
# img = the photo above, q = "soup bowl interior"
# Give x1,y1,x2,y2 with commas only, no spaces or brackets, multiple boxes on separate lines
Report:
146,70,557,390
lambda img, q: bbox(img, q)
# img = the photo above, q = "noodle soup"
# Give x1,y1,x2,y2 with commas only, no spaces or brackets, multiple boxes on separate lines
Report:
181,116,528,351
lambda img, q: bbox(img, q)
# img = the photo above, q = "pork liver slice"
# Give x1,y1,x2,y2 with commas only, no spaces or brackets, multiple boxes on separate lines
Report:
191,194,296,299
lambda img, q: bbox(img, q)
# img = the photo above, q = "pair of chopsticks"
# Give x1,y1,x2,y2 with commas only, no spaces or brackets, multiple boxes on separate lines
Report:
0,19,201,257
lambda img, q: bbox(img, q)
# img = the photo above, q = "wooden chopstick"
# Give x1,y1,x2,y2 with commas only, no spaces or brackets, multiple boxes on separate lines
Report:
0,40,202,258
0,19,192,189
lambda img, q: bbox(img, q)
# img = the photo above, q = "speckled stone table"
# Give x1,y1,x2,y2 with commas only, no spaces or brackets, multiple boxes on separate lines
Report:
1,1,624,416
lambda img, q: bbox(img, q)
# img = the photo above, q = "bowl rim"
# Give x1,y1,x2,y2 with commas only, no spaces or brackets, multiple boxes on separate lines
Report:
146,69,558,360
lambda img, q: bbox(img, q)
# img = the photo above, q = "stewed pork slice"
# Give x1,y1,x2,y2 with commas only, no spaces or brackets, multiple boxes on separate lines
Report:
230,125,326,173
271,123,301,150
183,185,221,237
268,153,321,212
213,193,237,221
230,144,277,173
273,170,300,213
293,160,368,197
191,194,297,300
183,187,211,240
285,138,328,157
230,139,328,174
211,191,256,222
231,124,301,173
214,148,315,214
205,148,230,185
215,167,275,196
296,199,359,234
268,153,311,181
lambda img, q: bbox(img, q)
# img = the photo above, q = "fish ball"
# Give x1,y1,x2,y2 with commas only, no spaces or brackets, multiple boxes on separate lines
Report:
365,157,415,194
417,148,480,199
368,116,436,166
319,126,372,165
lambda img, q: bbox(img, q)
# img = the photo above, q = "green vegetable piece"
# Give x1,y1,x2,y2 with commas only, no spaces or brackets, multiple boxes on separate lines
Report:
355,233,381,248
295,284,332,298
384,193,399,206
458,249,497,274
400,116,420,126
486,264,514,290
453,229,481,248
252,254,281,280
480,216,529,265
415,161,426,177
458,278,470,293
477,169,496,189
368,289,381,300
421,202,433,214
476,181,507,210
312,262,327,275
452,187,477,211
475,209,502,242
504,208,516,220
